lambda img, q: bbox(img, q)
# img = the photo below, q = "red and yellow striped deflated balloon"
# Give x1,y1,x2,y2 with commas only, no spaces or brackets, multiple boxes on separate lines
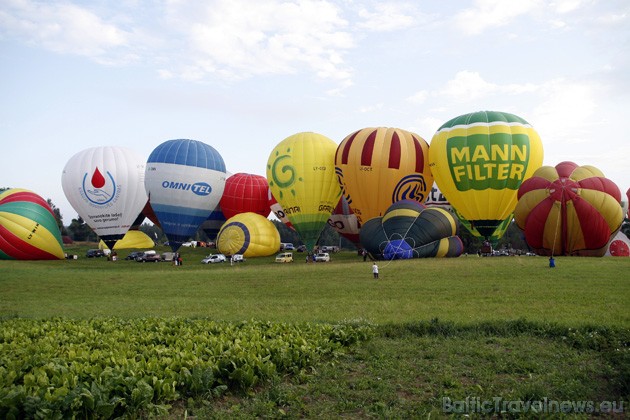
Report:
0,189,65,260
514,162,624,257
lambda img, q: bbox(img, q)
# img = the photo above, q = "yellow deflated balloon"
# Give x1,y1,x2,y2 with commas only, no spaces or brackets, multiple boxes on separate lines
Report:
266,132,342,252
429,111,543,239
99,230,155,250
216,212,280,257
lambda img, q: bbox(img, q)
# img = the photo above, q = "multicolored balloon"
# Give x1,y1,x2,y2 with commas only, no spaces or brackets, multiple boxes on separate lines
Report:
327,195,360,246
266,132,341,251
145,139,226,252
605,231,630,257
61,146,148,249
335,127,433,225
359,200,463,260
268,189,293,229
0,189,65,260
514,162,624,256
220,173,270,220
216,212,280,257
429,111,543,239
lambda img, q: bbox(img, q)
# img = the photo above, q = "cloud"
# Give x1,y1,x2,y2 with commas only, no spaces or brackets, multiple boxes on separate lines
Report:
356,2,421,32
437,71,538,102
164,0,355,88
0,0,131,63
453,0,543,35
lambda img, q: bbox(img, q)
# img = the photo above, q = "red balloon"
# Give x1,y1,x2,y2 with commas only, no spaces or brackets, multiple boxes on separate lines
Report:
219,173,270,220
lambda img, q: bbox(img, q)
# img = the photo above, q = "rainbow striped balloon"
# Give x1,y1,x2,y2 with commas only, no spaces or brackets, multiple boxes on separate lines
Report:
0,189,65,260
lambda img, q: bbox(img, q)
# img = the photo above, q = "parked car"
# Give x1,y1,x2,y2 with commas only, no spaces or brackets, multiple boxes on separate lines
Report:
136,251,162,262
125,251,145,260
319,246,339,253
275,252,294,263
296,245,307,252
202,254,227,264
86,249,105,258
280,243,295,251
230,254,245,263
314,252,330,262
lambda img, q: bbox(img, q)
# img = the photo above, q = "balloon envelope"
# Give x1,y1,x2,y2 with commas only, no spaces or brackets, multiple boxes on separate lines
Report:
328,195,361,246
145,139,226,252
514,161,623,256
266,132,341,251
62,146,148,249
429,111,543,239
216,212,280,257
359,200,463,260
0,189,65,260
99,230,154,250
220,173,270,220
335,127,433,226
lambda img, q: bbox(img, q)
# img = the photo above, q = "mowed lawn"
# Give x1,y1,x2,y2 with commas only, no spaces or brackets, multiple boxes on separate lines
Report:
2,249,628,327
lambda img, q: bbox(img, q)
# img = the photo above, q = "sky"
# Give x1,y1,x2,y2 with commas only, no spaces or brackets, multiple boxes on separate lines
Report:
1,0,629,223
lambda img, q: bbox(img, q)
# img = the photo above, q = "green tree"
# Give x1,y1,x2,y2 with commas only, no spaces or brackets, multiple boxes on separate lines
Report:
46,198,68,236
67,216,97,242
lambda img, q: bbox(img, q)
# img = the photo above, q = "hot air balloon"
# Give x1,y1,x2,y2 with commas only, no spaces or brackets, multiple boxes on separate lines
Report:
145,139,226,252
514,162,624,256
335,127,433,226
268,189,294,229
266,132,341,251
0,189,65,260
216,212,280,257
429,111,543,240
61,146,149,250
328,195,361,246
454,208,512,246
359,200,463,260
605,231,630,257
200,204,226,242
425,182,451,210
220,173,270,220
99,230,154,250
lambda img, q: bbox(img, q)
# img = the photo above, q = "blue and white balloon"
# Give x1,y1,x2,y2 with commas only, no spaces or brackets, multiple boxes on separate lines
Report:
145,139,226,251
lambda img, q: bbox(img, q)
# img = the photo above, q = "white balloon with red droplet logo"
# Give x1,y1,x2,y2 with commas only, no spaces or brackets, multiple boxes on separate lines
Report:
61,146,148,249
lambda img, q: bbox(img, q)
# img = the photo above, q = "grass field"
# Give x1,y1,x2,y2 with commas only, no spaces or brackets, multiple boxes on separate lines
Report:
1,245,629,418
1,246,629,326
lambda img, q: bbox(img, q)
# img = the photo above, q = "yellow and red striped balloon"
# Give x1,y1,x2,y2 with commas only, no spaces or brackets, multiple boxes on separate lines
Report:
0,189,65,260
514,162,624,256
335,127,433,226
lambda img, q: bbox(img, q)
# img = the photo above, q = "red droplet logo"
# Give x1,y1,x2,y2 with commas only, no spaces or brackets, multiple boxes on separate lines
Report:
91,168,106,188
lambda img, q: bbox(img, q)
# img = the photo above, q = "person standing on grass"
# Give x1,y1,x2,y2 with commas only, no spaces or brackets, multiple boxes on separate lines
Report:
372,262,379,279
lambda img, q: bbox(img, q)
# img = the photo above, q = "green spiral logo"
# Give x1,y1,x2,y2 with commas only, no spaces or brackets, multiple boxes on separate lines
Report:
270,152,295,189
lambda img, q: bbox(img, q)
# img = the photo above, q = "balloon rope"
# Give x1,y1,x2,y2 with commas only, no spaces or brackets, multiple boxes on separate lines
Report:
378,209,424,269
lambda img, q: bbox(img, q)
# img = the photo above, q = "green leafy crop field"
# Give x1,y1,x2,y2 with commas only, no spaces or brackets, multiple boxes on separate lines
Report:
1,246,629,418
